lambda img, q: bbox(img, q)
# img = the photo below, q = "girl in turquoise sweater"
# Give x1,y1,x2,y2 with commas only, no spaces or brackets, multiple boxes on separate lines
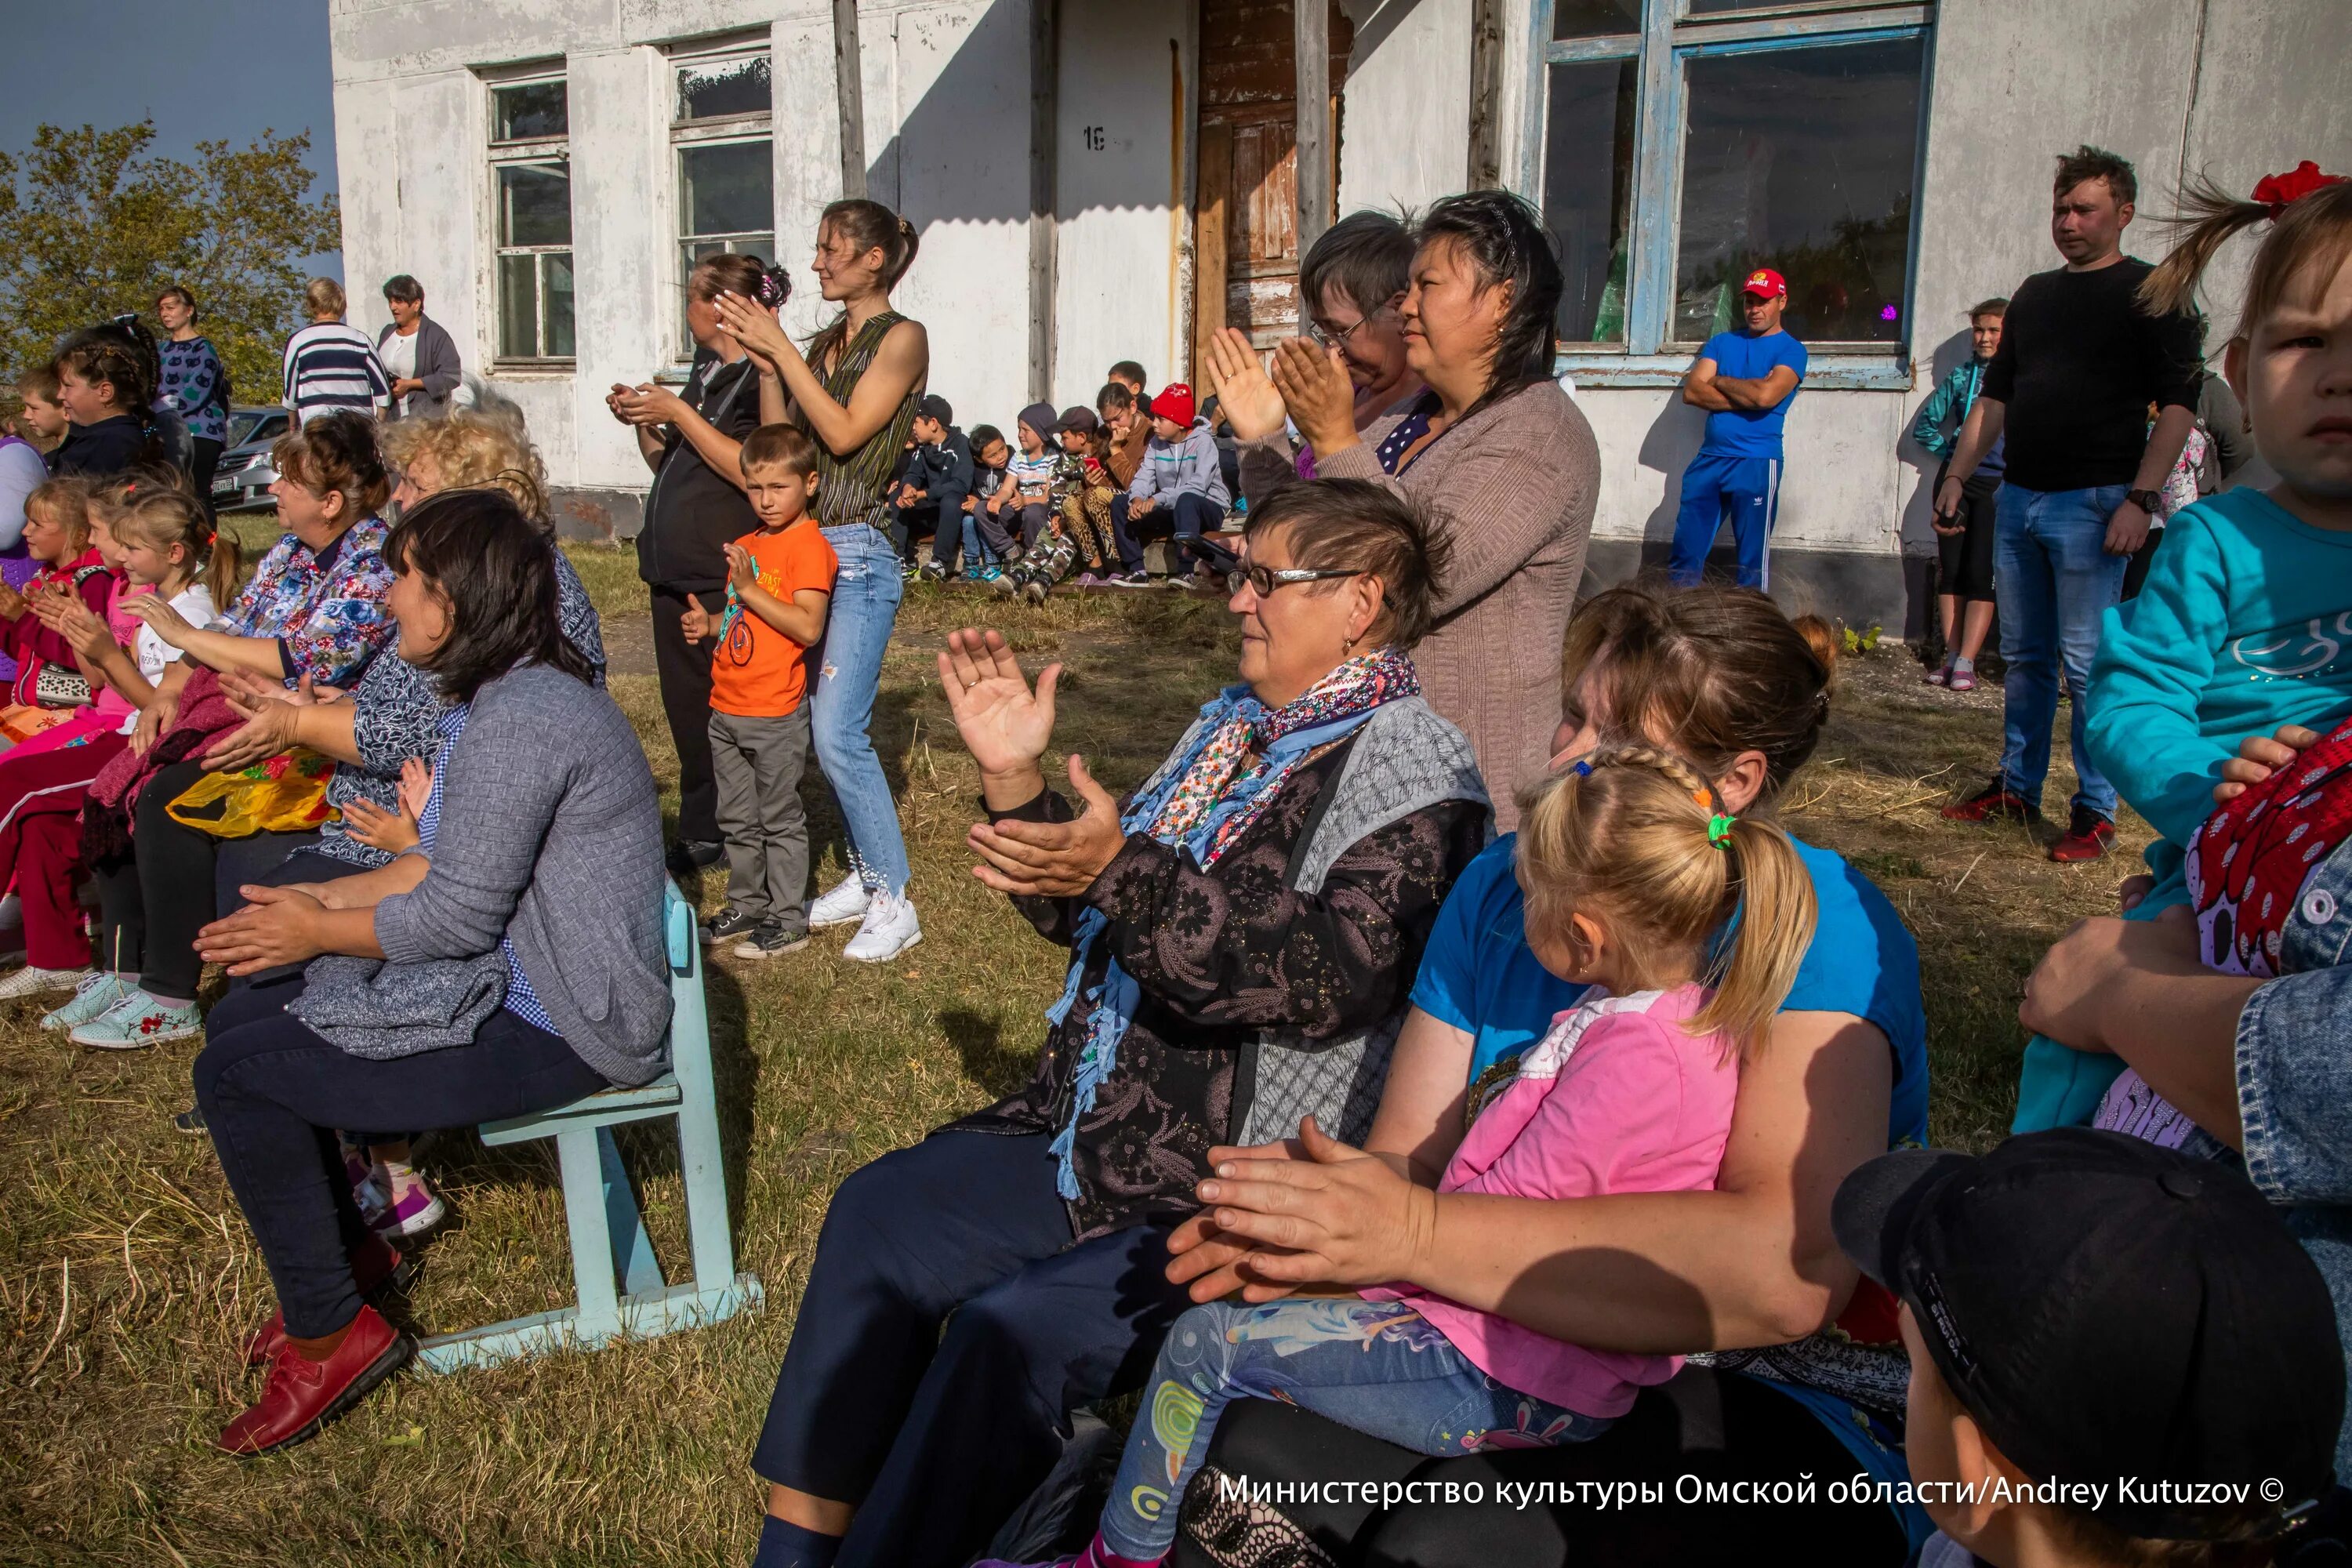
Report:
2015,162,2352,1132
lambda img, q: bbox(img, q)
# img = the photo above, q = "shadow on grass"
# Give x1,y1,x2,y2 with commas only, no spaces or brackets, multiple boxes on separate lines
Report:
938,1007,1033,1099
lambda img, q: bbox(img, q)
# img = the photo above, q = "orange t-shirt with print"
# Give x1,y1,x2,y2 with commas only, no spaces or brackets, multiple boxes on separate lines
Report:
709,520,839,718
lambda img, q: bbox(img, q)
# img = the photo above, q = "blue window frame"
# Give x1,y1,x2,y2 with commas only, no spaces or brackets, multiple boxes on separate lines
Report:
1521,0,1935,388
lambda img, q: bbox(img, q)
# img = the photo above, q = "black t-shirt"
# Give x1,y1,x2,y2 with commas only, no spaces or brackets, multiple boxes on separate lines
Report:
46,415,151,480
635,348,762,594
1981,256,2205,492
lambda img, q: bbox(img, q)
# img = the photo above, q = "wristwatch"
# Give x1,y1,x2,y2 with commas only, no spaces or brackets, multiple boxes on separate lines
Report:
2125,488,2165,515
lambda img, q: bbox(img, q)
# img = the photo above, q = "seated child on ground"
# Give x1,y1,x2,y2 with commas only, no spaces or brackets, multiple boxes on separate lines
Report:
1053,406,1120,585
2020,164,2352,1131
960,424,1016,582
981,748,1817,1568
1007,403,1059,550
1835,1128,2341,1568
1126,383,1236,585
681,425,837,959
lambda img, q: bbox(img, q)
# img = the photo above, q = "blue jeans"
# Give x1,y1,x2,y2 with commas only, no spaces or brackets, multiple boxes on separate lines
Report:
941,503,1002,573
1102,1298,1604,1560
753,1131,1194,1568
1993,481,2130,818
1668,452,1781,590
812,524,912,895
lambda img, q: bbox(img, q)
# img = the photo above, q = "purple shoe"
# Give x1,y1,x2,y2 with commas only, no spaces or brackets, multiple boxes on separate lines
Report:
365,1170,448,1240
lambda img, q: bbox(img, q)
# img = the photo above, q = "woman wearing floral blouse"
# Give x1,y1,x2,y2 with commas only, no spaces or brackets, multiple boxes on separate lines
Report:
745,478,1492,1568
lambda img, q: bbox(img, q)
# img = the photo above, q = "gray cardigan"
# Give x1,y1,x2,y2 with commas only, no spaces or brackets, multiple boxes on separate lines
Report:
372,663,672,1085
376,315,463,419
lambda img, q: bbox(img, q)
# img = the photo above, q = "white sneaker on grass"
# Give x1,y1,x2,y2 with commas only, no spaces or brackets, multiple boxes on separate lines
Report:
808,874,873,930
42,971,132,1032
69,988,204,1050
842,891,922,964
0,964,93,1001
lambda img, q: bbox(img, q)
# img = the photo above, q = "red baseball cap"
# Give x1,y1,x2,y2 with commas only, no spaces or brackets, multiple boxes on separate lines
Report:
1149,383,1197,426
1739,267,1788,300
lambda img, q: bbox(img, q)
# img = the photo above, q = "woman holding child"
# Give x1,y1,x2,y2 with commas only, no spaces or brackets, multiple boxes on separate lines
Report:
1168,583,1934,1564
746,480,1492,1568
711,198,929,964
1210,191,1600,830
187,488,670,1455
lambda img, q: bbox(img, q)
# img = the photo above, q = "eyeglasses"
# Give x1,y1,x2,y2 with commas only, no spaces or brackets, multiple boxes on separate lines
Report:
1226,564,1366,597
1304,295,1402,350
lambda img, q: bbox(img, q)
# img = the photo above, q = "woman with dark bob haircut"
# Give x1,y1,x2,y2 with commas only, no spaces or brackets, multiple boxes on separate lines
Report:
746,477,1493,1568
1207,191,1602,833
187,488,672,1457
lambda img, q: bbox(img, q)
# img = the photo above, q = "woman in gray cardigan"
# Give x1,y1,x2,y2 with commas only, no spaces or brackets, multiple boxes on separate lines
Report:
187,489,670,1456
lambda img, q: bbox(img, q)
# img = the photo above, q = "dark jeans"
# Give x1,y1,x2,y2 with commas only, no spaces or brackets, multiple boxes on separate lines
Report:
890,501,943,565
1178,1367,1911,1566
1113,492,1236,577
92,757,321,996
652,586,727,844
2122,522,2165,601
753,1129,1195,1568
194,974,606,1338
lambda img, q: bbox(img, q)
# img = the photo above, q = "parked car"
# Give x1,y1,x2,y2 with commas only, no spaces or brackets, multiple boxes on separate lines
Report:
211,405,292,511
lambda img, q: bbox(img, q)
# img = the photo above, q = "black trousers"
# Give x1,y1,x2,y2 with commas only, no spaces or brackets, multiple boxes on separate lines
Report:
194,973,605,1338
651,586,727,844
1178,1367,1911,1567
190,436,223,524
1934,465,1998,602
753,1129,1193,1568
890,501,942,564
93,757,319,996
2122,523,2165,601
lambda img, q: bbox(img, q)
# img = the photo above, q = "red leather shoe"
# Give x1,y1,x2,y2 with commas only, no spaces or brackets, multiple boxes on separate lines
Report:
218,1304,412,1455
2049,805,2118,863
242,1236,408,1367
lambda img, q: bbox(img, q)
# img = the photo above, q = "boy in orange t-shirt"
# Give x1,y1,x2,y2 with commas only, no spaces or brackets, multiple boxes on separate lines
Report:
681,426,838,957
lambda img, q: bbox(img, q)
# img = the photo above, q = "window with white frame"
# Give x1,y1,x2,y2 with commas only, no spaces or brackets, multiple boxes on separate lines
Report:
1526,0,1932,379
487,71,575,362
671,38,775,356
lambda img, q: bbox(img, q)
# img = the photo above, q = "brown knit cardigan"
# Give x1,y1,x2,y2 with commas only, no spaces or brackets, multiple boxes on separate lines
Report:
1240,379,1600,828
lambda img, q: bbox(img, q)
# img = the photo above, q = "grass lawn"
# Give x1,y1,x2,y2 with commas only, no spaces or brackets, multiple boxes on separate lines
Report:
0,538,2147,1564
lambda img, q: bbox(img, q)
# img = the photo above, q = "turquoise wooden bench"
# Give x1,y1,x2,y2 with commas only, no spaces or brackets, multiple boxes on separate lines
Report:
414,884,761,1373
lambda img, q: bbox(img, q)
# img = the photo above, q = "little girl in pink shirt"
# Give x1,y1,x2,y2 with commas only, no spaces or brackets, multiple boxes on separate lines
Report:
983,746,1820,1568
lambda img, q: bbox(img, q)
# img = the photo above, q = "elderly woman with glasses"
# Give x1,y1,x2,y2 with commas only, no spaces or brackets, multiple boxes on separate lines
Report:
1293,209,1428,480
745,478,1494,1568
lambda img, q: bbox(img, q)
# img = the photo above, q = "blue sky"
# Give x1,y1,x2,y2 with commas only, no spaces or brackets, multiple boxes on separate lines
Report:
0,0,342,277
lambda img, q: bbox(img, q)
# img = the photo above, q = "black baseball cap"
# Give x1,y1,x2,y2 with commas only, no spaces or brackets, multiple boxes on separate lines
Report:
916,394,953,426
1054,405,1101,436
1835,1128,2343,1540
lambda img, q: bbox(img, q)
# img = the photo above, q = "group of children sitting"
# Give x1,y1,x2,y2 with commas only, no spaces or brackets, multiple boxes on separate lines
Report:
887,361,1240,602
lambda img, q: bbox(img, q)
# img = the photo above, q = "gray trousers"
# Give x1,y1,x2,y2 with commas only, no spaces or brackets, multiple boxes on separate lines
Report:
710,705,814,931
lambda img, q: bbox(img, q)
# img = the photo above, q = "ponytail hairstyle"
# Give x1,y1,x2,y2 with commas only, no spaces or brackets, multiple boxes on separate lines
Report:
806,198,921,368
689,252,792,313
1515,746,1817,1059
271,408,393,521
2140,163,2352,333
1560,581,1839,800
118,486,241,606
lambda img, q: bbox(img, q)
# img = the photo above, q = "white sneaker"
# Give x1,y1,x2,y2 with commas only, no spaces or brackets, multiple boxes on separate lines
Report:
0,963,93,1001
842,891,922,964
808,874,874,930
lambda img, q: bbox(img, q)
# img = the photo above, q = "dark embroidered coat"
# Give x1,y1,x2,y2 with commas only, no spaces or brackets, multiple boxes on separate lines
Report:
949,733,1489,1241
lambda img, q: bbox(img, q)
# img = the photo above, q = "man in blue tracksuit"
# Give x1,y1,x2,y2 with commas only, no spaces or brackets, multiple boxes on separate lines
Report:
1668,266,1807,590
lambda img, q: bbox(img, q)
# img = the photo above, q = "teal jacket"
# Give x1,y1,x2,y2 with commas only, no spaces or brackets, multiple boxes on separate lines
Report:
1910,358,2005,479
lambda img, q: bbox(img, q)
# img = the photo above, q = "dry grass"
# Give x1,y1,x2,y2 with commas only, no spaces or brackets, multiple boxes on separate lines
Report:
0,546,2147,1563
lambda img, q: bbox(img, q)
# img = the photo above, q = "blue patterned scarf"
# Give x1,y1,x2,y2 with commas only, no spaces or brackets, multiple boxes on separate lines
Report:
1042,647,1419,1198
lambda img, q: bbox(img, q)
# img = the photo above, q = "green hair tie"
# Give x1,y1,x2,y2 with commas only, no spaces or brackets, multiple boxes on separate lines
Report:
1707,813,1737,849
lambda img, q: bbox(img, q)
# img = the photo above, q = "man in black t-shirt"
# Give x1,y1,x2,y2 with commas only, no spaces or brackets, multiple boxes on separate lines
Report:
611,341,764,874
1936,146,2204,863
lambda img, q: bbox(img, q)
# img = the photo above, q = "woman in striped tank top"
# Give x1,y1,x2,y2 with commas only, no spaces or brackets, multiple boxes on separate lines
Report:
717,199,928,961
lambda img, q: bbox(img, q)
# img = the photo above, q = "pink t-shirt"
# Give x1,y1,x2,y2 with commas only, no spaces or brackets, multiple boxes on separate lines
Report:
1364,985,1740,1418
93,575,145,722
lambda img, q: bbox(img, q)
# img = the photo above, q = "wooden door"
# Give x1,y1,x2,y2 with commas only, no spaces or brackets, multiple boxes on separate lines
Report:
1192,0,1351,366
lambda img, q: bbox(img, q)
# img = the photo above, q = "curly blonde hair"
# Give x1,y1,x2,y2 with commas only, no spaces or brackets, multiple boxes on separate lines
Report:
381,397,550,524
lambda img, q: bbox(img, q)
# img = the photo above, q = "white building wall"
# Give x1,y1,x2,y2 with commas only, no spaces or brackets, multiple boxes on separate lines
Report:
1336,0,1473,216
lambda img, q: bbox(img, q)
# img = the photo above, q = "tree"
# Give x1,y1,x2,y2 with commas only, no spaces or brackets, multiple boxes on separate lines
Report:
0,120,342,405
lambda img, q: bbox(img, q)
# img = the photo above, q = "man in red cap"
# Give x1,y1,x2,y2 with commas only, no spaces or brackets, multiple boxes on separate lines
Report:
1670,267,1808,590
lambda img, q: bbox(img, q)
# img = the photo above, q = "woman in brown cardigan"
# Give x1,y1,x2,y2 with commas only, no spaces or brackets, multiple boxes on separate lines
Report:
1208,191,1600,826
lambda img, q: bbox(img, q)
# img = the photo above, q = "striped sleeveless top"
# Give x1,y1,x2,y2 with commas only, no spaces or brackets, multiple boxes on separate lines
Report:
802,310,921,532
